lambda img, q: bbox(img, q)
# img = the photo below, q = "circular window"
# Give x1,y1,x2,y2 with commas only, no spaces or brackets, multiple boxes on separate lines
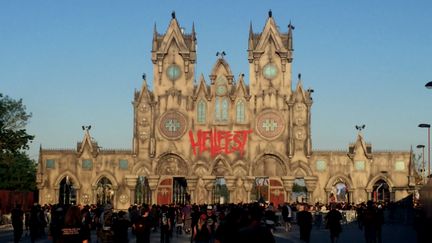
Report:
262,63,278,80
159,111,187,139
216,85,227,96
166,64,181,81
256,110,285,139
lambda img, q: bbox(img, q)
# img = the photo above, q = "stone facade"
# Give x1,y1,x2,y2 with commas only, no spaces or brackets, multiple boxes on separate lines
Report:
37,12,416,209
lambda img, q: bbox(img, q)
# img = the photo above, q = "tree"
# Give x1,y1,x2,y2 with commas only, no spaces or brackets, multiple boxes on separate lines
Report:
0,93,35,190
0,93,34,156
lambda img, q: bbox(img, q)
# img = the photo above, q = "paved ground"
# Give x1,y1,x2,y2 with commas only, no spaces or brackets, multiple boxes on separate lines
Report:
0,222,417,243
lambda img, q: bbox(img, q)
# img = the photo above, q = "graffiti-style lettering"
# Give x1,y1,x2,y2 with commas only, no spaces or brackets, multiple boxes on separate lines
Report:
189,129,253,157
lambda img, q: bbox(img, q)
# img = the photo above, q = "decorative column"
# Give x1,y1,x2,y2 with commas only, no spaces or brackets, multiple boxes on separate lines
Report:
147,175,160,205
92,185,97,205
243,176,255,203
202,176,216,204
186,176,198,204
304,176,318,203
366,189,372,201
281,176,295,203
224,176,236,203
125,175,138,205
73,186,81,205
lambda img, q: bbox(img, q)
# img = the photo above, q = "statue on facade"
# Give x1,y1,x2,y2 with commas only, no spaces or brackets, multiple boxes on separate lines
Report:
196,177,207,204
235,178,246,203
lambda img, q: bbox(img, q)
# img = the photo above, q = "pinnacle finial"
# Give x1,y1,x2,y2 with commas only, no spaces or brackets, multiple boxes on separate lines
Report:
288,21,295,30
171,11,176,19
216,51,226,58
142,73,146,80
268,9,272,18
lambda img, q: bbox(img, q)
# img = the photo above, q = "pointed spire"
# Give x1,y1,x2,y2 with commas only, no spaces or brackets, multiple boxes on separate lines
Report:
248,22,254,50
268,9,272,18
152,23,158,51
288,21,294,51
191,22,196,51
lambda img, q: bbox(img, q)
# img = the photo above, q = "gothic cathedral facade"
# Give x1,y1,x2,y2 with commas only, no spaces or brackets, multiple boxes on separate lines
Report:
37,13,417,209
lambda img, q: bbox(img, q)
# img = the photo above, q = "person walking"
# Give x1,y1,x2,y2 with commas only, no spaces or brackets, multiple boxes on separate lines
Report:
325,203,343,243
296,203,313,243
11,204,24,243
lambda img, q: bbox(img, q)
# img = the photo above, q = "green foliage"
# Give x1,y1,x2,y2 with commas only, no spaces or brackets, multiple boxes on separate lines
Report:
0,93,34,155
0,93,35,191
0,152,36,190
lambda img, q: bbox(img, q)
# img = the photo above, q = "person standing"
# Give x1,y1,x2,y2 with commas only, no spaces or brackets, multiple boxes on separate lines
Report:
11,204,24,243
112,211,130,243
282,203,292,232
362,200,377,243
296,203,313,243
61,205,86,243
160,205,171,243
325,204,343,243
193,213,210,243
134,206,152,243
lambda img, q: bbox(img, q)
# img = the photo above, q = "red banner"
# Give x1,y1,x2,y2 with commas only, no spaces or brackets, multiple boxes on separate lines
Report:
189,129,253,157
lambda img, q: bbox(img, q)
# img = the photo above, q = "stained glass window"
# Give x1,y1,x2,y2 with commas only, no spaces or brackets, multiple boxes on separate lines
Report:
46,159,55,169
221,98,229,121
82,159,93,169
355,160,365,171
119,160,128,170
197,99,206,123
236,100,245,123
316,160,326,171
395,161,405,171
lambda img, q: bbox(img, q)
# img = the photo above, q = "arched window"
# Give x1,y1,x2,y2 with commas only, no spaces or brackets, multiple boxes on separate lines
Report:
197,99,206,124
215,97,229,122
59,176,76,205
96,177,113,205
135,176,151,205
236,100,245,123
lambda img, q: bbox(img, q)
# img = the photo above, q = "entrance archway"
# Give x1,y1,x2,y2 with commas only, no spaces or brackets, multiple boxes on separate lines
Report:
372,179,390,202
251,177,269,203
292,178,307,203
96,177,114,205
135,176,151,205
213,177,229,204
333,182,349,203
173,177,189,204
59,176,76,205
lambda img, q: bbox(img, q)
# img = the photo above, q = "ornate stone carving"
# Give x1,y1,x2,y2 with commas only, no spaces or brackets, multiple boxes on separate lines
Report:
255,110,285,139
159,111,187,139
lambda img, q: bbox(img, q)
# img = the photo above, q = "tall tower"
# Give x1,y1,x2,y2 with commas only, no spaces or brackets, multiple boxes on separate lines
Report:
248,11,294,97
152,12,196,98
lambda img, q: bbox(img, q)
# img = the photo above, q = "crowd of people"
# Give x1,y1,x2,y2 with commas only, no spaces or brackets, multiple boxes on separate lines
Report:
8,200,414,243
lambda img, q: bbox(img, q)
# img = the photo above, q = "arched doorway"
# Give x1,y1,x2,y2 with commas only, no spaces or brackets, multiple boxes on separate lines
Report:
135,176,151,205
251,177,269,203
213,177,229,204
59,176,76,205
372,179,390,202
292,178,307,203
96,177,114,205
332,182,349,203
173,177,189,204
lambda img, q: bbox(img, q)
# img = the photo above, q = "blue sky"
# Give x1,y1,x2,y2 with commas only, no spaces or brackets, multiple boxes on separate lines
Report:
1,1,431,161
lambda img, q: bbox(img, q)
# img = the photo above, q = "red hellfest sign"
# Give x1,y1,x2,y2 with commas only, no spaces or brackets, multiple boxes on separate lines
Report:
189,129,253,157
